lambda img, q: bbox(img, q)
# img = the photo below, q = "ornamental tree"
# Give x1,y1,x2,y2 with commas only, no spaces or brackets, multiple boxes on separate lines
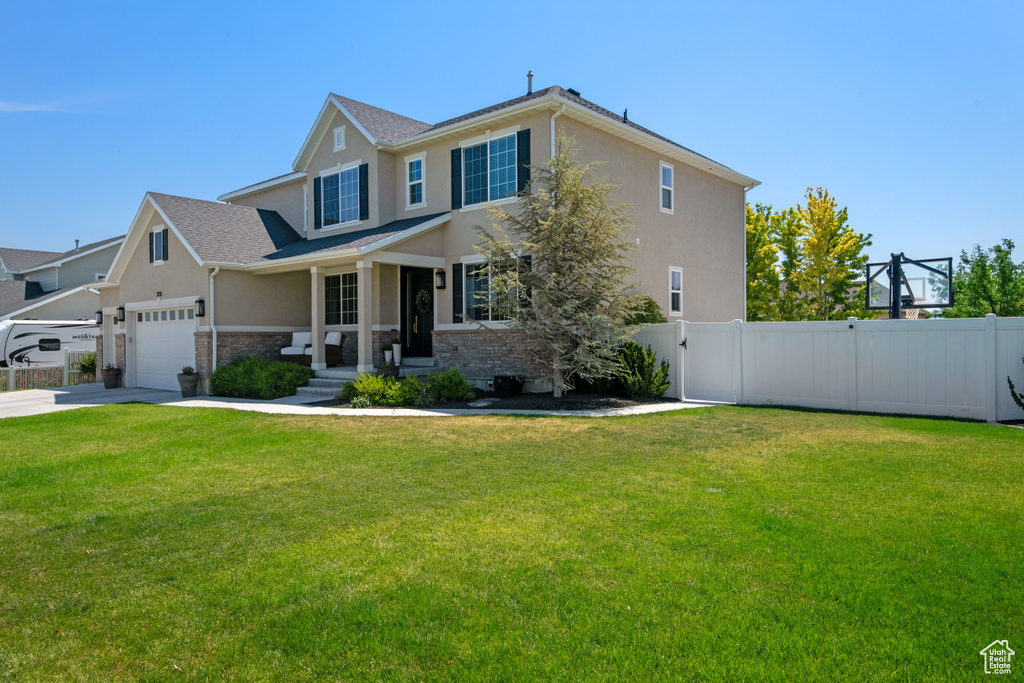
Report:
474,132,639,397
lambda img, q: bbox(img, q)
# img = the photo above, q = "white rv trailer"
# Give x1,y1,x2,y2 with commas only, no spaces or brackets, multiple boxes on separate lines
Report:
0,320,99,368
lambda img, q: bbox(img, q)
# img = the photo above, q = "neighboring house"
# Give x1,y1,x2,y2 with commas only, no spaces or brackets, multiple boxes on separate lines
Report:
96,83,759,391
0,237,124,320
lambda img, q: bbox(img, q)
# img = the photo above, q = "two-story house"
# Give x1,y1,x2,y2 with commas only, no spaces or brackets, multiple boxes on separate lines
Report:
95,84,758,392
0,236,124,320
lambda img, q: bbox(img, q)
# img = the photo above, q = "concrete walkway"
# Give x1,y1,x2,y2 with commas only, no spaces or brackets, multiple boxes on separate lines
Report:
0,382,727,420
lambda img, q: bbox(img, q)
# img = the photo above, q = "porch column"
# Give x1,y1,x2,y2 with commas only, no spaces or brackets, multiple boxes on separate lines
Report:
310,266,326,370
356,260,374,372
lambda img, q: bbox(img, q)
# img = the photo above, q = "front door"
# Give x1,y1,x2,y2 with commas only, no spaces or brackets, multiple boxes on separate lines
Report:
401,266,434,357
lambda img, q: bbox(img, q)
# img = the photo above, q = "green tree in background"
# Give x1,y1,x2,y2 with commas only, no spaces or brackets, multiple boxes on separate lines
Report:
745,189,871,321
745,203,781,321
941,239,1024,318
794,187,872,320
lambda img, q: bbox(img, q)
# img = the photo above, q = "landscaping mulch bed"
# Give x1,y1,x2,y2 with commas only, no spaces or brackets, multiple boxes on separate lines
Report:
307,388,675,411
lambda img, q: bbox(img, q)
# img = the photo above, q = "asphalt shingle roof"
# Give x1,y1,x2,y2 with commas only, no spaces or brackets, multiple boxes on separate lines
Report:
254,213,449,263
331,95,432,143
0,247,62,273
0,282,88,317
331,86,717,166
148,193,303,264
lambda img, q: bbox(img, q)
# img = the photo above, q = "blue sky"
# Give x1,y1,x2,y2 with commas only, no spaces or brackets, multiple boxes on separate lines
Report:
1,0,1021,266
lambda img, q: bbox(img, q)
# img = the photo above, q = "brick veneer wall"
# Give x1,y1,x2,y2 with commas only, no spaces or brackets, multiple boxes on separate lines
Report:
432,329,547,381
194,331,358,376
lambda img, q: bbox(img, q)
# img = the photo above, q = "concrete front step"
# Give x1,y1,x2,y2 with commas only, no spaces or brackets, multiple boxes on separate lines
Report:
295,386,341,398
306,377,348,388
313,365,437,381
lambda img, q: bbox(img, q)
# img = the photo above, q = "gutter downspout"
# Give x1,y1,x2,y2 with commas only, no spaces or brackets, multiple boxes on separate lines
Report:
209,266,220,371
550,104,566,159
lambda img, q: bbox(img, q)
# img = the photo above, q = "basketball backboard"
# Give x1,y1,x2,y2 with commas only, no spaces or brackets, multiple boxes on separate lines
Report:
866,255,953,312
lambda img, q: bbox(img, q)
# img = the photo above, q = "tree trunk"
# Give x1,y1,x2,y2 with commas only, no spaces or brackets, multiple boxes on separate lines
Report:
552,354,562,398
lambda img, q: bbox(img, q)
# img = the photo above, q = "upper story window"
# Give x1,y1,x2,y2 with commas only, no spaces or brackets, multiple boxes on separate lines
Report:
323,166,359,226
407,154,425,209
333,126,346,152
660,162,674,214
314,162,368,230
464,133,517,206
149,227,168,263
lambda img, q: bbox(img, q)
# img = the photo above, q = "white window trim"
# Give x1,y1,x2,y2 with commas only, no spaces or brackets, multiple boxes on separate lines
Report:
461,129,519,208
405,152,426,211
669,266,683,315
660,161,674,215
333,125,346,152
319,159,363,231
151,225,166,265
460,254,521,324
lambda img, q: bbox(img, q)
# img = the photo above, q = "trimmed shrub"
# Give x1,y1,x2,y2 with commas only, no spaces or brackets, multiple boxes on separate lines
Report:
210,356,314,400
348,373,426,407
77,351,97,377
426,368,476,403
339,381,359,401
617,341,670,399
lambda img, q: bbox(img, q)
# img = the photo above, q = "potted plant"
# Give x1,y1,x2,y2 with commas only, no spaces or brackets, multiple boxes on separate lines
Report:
101,363,121,390
391,337,402,365
382,341,393,364
177,365,200,397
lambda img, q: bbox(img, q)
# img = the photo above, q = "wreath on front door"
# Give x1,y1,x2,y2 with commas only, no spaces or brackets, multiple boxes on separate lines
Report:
415,289,433,313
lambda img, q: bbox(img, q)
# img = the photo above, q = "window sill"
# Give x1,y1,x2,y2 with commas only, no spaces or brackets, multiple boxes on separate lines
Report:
405,202,428,212
152,261,166,266
320,219,363,232
459,197,518,214
660,206,674,215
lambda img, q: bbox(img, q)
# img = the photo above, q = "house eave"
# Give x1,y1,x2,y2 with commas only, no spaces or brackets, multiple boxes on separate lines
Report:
218,172,307,202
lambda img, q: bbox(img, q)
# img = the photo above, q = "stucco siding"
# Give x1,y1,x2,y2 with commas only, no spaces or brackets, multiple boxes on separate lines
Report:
227,181,305,235
214,270,311,327
53,244,120,287
118,212,209,303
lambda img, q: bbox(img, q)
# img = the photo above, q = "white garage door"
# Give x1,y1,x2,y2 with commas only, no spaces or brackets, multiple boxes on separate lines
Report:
135,307,196,390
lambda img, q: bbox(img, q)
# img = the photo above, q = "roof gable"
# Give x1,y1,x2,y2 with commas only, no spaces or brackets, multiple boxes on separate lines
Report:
0,247,62,273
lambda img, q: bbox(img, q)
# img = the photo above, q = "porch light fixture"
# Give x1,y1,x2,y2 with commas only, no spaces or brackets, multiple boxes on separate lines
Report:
116,305,126,322
194,297,206,317
435,269,446,290
95,310,103,325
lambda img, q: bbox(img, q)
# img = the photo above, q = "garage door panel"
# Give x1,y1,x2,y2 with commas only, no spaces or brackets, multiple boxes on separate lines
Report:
135,308,196,390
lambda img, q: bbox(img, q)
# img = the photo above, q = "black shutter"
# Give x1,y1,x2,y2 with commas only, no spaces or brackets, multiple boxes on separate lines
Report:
162,228,169,261
358,163,369,221
521,255,532,308
516,129,531,193
313,177,322,230
452,263,463,323
149,232,154,262
450,148,462,210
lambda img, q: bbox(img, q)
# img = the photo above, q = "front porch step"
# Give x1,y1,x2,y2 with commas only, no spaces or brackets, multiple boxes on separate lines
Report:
310,364,437,383
400,357,435,367
306,377,349,388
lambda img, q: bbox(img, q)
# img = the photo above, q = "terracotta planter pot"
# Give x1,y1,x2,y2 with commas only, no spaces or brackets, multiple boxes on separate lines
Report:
102,369,121,389
177,373,200,398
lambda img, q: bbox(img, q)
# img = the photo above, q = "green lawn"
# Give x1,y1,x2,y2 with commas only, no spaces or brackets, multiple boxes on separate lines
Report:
0,405,1021,681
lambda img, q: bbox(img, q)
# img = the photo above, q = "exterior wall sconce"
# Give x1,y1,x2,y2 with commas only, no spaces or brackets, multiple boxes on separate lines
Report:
435,269,447,290
95,310,103,325
116,305,126,322
195,297,206,317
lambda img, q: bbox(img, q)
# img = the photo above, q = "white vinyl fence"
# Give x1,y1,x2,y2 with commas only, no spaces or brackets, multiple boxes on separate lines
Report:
634,315,1024,422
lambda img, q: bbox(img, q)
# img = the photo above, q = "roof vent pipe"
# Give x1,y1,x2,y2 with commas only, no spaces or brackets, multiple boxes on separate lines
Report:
527,70,533,95
567,88,581,97
75,239,80,251
623,109,628,123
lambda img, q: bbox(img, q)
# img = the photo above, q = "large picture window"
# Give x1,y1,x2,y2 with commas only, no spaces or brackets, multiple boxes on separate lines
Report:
463,133,517,207
322,167,359,227
464,262,515,321
325,272,358,325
